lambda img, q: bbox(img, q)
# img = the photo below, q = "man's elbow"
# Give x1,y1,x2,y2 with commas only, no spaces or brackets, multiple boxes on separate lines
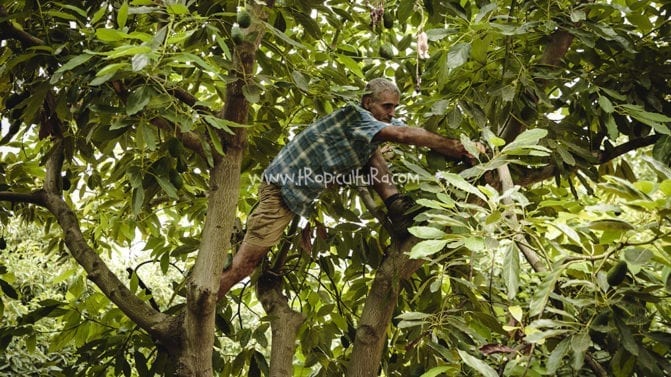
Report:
375,126,410,144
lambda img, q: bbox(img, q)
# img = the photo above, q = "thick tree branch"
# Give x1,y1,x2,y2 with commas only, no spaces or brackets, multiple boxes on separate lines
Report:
38,138,176,349
0,191,46,206
256,273,305,377
347,237,423,377
347,189,425,376
179,3,270,376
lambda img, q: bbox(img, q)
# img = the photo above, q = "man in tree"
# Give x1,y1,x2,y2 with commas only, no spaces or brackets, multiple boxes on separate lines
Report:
218,78,475,297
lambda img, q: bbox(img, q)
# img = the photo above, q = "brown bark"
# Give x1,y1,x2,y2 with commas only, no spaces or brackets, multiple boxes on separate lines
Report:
500,30,575,142
38,138,177,347
178,4,269,376
257,273,305,377
347,237,423,377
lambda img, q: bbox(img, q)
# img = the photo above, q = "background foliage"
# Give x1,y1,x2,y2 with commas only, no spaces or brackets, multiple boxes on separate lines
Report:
1,0,671,375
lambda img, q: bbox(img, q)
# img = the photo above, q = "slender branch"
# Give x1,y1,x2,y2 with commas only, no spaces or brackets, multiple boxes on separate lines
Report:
109,80,207,158
165,86,211,113
497,164,547,272
0,6,45,47
356,187,392,232
597,134,660,164
0,190,47,206
514,134,661,187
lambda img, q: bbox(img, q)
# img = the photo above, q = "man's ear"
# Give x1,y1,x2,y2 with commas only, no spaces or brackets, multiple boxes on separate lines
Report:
362,96,371,110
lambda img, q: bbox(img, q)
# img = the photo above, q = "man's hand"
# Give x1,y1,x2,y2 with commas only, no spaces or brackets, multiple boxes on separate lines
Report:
433,139,486,162
374,126,486,163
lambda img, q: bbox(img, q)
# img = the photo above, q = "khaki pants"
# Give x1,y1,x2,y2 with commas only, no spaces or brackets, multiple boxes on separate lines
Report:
243,182,295,247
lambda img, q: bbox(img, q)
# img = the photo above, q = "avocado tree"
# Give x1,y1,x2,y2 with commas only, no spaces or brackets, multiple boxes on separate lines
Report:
1,0,670,376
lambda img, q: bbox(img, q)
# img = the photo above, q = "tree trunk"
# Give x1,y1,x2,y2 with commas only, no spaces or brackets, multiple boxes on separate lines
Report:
347,238,424,377
177,3,268,375
179,153,243,376
257,273,305,377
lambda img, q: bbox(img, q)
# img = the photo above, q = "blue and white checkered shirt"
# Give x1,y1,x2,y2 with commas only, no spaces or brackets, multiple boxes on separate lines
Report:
263,104,404,216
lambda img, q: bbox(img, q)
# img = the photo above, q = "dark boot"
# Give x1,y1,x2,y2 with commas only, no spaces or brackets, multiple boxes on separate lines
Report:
384,194,423,239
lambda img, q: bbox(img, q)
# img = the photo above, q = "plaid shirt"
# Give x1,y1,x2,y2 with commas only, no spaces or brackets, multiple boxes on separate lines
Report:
263,104,404,216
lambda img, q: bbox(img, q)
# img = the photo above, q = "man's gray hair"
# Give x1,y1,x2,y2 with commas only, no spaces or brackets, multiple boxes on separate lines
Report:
361,78,400,104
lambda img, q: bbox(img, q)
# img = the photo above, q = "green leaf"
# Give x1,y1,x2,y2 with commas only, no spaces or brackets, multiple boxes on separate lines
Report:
530,269,561,317
555,144,576,166
623,247,652,265
437,172,487,201
408,239,448,259
131,188,144,215
396,311,432,321
587,219,634,231
337,55,364,79
91,6,106,24
90,73,116,86
614,316,639,356
202,115,239,134
166,3,189,15
571,331,590,370
547,338,570,374
96,62,129,77
118,1,129,28
126,86,152,115
205,124,225,156
408,226,447,239
106,45,152,60
605,115,618,139
502,128,549,153
482,128,506,148
415,198,451,210
457,349,498,377
524,328,571,344
509,305,523,323
550,222,581,245
96,28,129,42
420,366,454,377
618,104,671,135
447,42,470,69
598,95,614,113
464,237,485,252
242,84,260,103
570,9,586,22
291,70,309,91
132,53,151,71
0,279,19,299
155,174,178,199
51,54,94,83
502,243,520,299
262,21,306,49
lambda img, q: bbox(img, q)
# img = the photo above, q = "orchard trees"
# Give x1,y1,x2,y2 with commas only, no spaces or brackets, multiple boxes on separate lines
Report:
1,0,671,376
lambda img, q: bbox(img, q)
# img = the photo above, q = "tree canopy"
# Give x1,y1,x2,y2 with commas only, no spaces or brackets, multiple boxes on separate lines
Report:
1,0,671,376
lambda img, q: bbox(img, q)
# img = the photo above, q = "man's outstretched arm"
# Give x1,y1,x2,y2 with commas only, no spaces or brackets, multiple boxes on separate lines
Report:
373,125,473,160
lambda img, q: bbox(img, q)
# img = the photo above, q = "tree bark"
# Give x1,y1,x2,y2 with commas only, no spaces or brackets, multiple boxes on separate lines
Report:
179,154,243,376
178,3,269,375
257,273,305,377
347,238,423,377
